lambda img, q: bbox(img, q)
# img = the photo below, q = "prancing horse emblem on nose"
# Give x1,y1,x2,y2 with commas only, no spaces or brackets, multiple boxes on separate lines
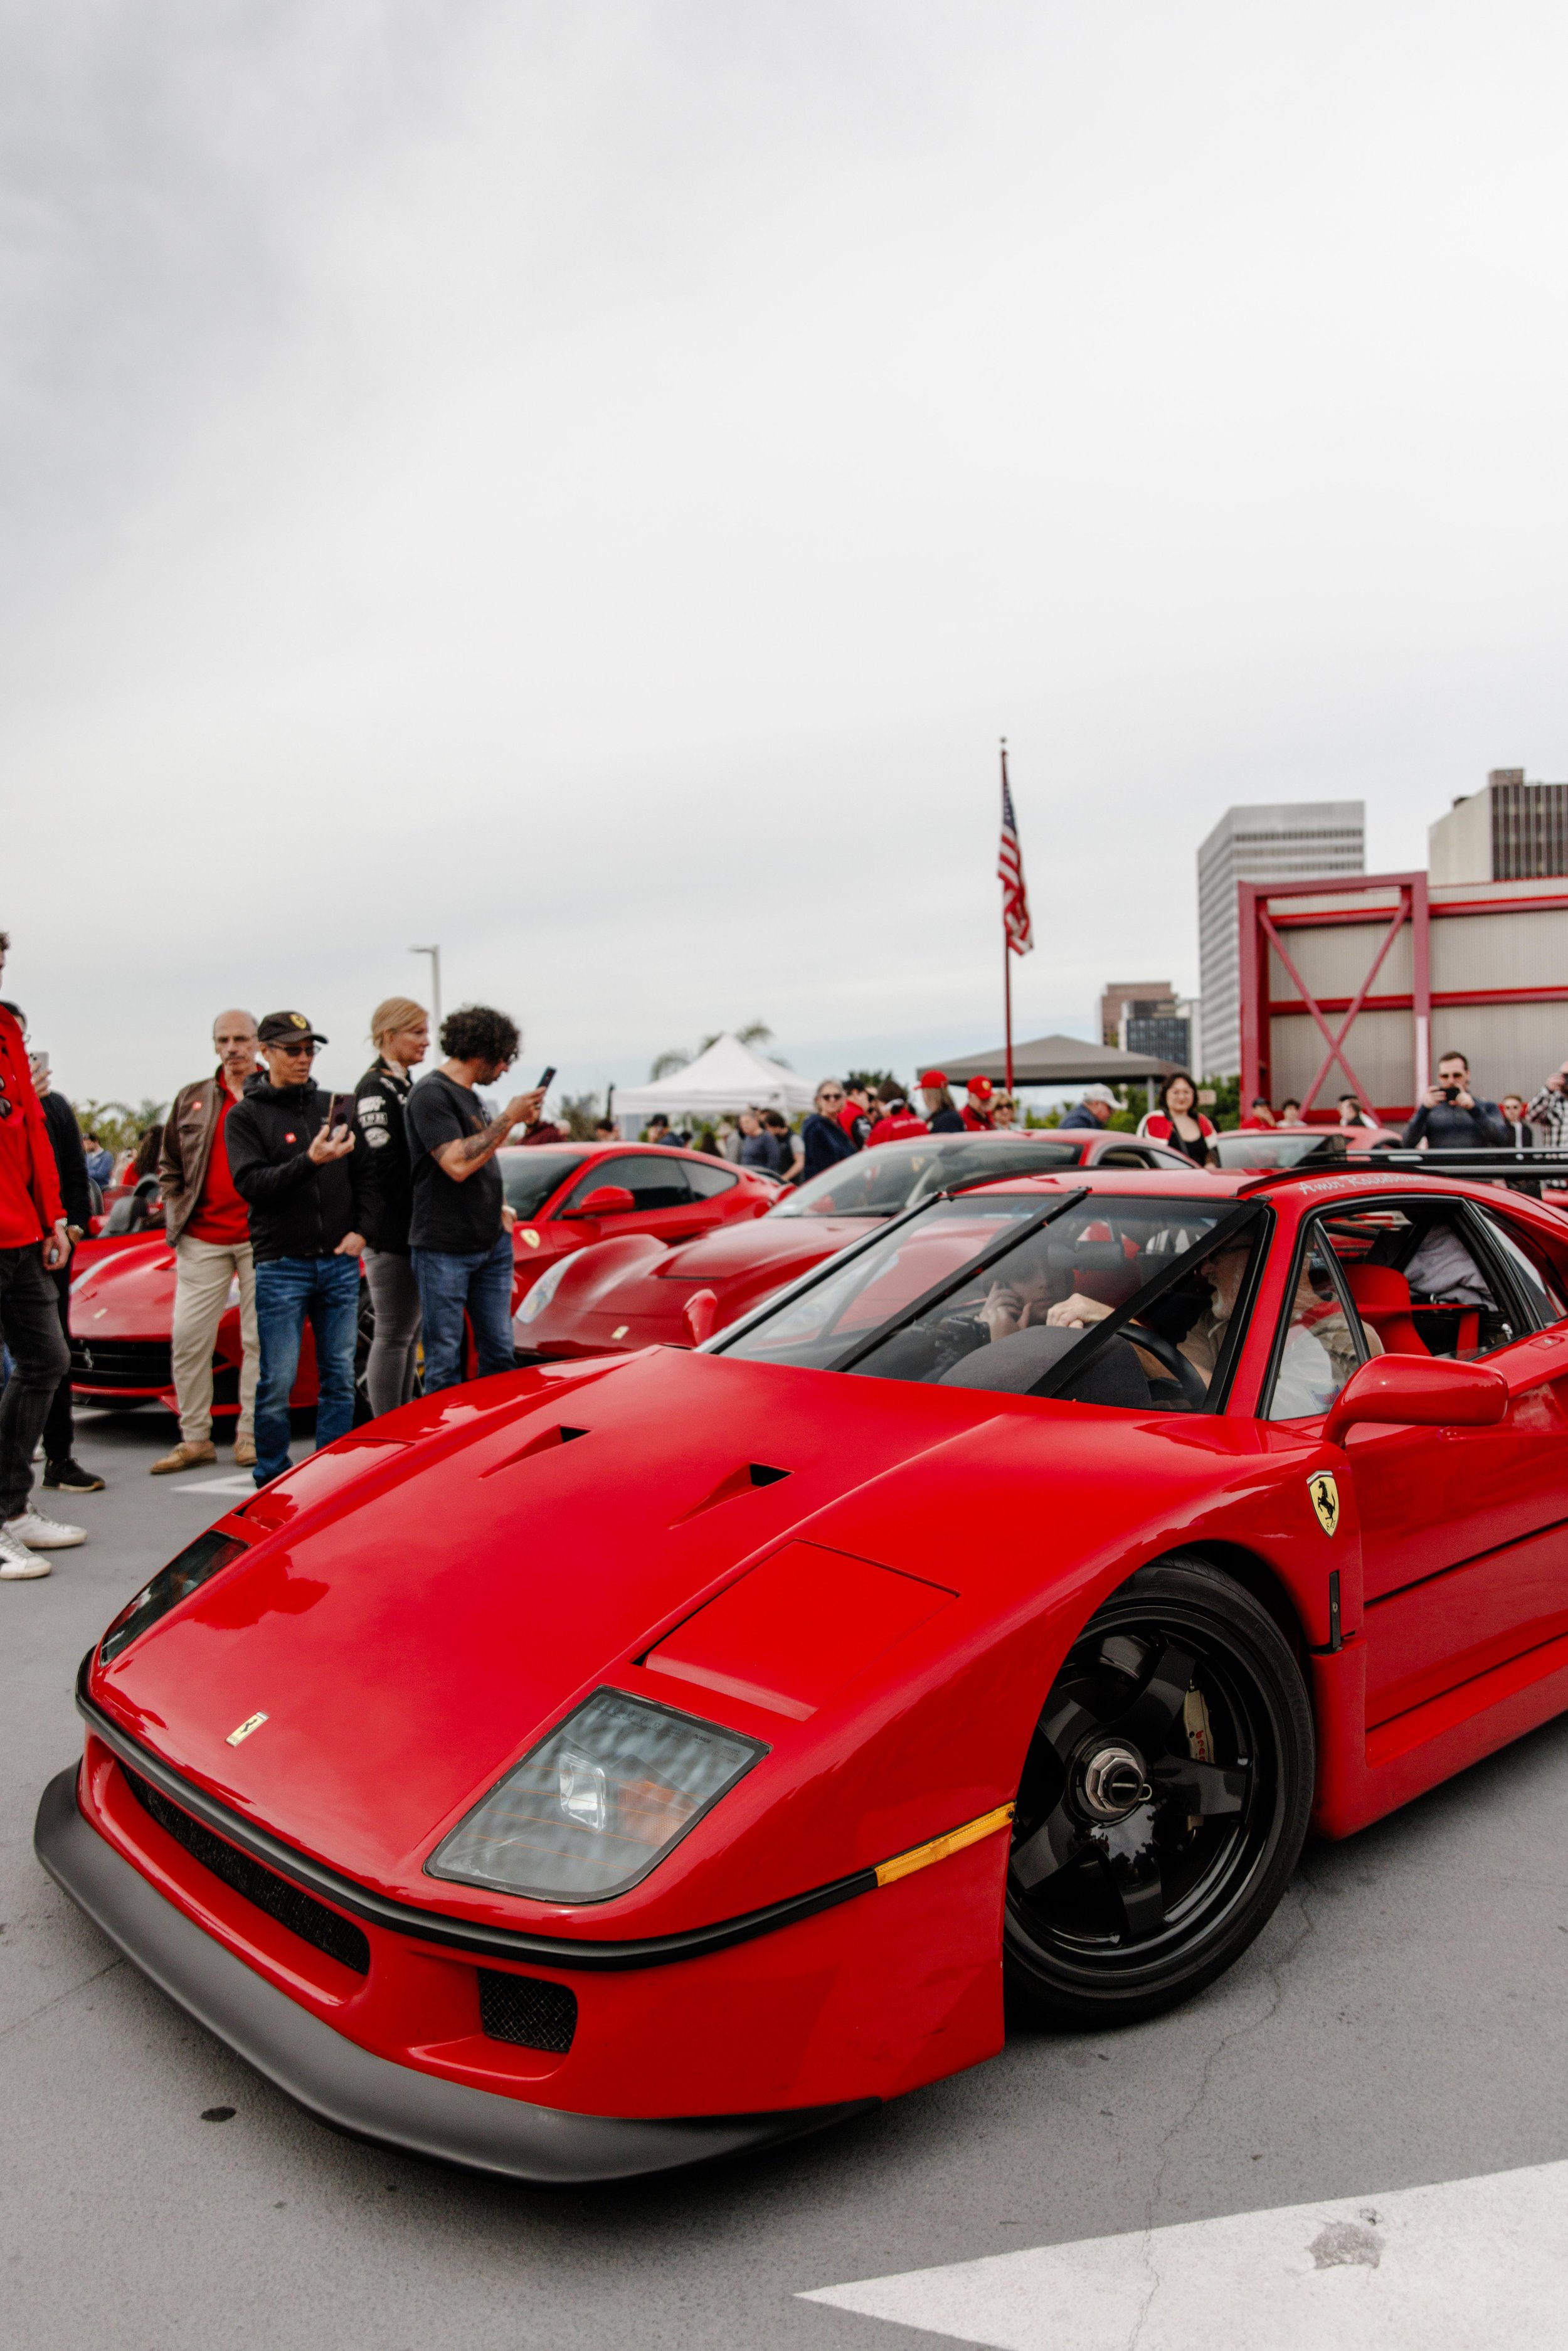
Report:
1309,1472,1340,1537
226,1712,268,1746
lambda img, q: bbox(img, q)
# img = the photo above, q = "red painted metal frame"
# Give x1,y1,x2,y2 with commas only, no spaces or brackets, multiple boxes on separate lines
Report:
1240,870,1430,1119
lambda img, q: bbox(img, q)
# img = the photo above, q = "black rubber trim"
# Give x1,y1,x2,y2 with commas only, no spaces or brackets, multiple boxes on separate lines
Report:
33,1768,876,2185
76,1656,877,1973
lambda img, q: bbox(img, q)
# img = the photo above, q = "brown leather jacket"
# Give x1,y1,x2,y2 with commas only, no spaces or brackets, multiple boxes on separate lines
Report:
159,1071,237,1246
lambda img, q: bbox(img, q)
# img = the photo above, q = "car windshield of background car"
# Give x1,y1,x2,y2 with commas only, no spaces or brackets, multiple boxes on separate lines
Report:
499,1150,590,1219
769,1136,1086,1219
718,1192,1250,1390
1214,1131,1350,1171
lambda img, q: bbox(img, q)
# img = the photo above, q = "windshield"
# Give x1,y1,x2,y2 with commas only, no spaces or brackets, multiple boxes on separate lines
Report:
718,1191,1262,1412
1212,1132,1348,1172
770,1137,1086,1219
498,1149,590,1219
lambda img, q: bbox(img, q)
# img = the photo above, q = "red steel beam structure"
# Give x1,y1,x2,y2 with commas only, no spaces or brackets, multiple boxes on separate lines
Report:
1241,869,1431,1118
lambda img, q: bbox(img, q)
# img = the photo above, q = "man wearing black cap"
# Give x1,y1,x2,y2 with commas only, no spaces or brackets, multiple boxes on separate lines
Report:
225,1012,364,1486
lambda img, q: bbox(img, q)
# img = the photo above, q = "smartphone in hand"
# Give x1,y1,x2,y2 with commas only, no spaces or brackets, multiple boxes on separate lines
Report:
537,1066,556,1091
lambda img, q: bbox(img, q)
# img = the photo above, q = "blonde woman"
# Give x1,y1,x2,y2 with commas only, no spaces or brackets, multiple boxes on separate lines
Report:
351,997,430,1414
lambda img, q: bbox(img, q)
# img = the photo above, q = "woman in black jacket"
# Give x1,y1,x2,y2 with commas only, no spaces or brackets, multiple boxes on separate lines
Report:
351,997,430,1415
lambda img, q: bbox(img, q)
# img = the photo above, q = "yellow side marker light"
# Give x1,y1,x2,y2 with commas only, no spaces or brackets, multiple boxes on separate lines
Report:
874,1802,1015,1889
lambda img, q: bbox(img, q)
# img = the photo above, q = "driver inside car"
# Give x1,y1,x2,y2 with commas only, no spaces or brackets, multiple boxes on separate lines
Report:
1041,1231,1256,1389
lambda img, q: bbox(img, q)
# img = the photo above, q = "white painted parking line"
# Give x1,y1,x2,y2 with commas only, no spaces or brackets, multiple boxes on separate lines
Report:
176,1475,256,1495
800,2159,1568,2349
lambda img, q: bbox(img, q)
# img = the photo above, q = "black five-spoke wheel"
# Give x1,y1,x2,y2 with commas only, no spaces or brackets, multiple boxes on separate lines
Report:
1004,1555,1314,2027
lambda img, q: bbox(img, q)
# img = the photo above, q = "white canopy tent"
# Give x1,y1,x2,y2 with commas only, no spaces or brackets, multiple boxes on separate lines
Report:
612,1032,816,1126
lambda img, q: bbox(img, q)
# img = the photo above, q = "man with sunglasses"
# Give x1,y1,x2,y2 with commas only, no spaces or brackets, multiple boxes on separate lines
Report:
226,1011,365,1487
0,937,80,1576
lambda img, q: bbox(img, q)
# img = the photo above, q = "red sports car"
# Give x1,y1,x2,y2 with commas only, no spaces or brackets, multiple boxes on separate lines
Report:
516,1129,1194,1361
1210,1122,1402,1170
66,1140,773,1417
42,1157,1568,2181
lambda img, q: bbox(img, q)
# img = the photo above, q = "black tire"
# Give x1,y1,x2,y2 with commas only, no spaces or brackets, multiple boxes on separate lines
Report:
1004,1555,1313,2029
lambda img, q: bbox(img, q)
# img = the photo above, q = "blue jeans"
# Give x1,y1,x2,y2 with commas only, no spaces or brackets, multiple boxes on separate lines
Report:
412,1234,516,1393
253,1253,361,1485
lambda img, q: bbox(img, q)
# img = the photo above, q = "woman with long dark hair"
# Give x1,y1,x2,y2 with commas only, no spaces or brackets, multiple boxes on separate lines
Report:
1136,1071,1216,1166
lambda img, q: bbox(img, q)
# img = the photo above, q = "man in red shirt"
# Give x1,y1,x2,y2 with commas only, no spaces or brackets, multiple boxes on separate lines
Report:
0,935,80,1576
961,1075,998,1130
152,1010,262,1475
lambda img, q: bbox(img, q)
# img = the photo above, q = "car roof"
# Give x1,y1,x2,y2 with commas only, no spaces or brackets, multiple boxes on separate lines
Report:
952,1163,1562,1218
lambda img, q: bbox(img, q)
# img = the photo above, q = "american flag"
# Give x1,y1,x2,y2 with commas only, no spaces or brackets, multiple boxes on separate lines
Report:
998,746,1033,955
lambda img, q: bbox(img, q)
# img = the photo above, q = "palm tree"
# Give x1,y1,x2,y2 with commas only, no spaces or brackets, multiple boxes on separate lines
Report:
647,1021,786,1080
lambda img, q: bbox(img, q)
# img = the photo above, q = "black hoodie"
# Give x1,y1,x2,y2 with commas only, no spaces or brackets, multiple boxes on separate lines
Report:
226,1073,358,1263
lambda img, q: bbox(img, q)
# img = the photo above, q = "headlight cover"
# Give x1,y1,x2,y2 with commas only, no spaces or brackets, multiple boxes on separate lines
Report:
515,1254,569,1327
426,1689,767,1903
99,1529,249,1665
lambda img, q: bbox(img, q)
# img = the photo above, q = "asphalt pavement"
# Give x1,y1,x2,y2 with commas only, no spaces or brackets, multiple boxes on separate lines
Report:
4,1405,1566,2350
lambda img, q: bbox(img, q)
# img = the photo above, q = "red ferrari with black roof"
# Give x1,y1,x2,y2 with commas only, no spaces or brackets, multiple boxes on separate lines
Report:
40,1153,1568,2180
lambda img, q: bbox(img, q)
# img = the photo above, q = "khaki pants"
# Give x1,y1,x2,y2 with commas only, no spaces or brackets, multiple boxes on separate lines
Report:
172,1234,258,1444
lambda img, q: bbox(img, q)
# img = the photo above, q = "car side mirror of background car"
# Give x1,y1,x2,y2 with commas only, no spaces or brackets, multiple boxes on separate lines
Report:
681,1288,718,1347
563,1186,636,1219
1323,1354,1508,1446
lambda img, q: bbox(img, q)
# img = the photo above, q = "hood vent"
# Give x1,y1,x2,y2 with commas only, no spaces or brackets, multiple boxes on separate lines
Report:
482,1424,589,1478
674,1461,792,1524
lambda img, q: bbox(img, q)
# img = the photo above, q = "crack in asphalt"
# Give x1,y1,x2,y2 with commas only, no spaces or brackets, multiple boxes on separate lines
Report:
1123,1868,1320,2351
0,1953,125,2045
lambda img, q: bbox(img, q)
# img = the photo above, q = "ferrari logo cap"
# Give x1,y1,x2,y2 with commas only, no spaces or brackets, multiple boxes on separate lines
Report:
1308,1471,1341,1537
258,1011,329,1046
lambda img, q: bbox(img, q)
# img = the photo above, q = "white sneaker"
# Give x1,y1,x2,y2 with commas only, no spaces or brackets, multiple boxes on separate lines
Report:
0,1523,50,1578
4,1507,85,1550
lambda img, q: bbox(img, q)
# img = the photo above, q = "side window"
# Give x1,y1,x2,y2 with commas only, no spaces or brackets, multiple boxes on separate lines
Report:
683,1160,740,1200
1098,1147,1153,1169
567,1154,692,1213
1311,1202,1517,1360
1467,1206,1568,1330
1266,1231,1369,1421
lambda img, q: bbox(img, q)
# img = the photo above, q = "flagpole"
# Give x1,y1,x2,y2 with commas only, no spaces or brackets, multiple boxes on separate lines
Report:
1000,739,1014,1096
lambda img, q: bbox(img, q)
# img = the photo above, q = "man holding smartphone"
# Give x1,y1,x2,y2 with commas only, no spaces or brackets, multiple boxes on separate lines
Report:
405,1005,543,1393
226,1011,365,1486
1401,1051,1508,1152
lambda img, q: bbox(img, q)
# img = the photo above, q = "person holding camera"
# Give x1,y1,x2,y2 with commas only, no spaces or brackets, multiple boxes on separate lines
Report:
1401,1051,1508,1152
226,1011,364,1486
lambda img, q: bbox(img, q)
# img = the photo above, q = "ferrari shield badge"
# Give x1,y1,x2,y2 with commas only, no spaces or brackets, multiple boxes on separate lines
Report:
1308,1472,1340,1537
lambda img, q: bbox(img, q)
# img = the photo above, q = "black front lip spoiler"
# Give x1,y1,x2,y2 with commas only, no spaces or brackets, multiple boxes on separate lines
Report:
75,1653,877,1972
34,1766,875,2184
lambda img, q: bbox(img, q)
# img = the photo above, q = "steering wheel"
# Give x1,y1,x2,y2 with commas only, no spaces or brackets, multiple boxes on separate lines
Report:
1120,1320,1209,1408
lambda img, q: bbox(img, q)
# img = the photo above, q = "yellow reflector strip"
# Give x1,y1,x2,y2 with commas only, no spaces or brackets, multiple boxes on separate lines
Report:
874,1802,1015,1889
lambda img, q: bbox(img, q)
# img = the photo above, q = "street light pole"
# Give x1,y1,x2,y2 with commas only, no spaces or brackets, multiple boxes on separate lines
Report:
411,944,442,1038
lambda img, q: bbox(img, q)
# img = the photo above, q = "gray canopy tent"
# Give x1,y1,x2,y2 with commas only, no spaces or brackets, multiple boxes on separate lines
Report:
935,1032,1176,1112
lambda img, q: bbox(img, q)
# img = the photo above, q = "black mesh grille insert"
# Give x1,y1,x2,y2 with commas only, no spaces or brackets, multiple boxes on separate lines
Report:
477,1969,578,2053
122,1765,371,1977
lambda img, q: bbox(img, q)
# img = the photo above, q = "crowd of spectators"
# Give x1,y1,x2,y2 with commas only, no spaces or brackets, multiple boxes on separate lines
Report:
5,942,1568,1588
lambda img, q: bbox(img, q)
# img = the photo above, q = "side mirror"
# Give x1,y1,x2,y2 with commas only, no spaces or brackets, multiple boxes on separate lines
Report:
1323,1354,1507,1446
563,1185,636,1219
682,1288,718,1347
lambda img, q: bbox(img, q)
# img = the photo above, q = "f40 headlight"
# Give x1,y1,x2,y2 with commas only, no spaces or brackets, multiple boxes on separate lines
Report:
426,1690,766,1903
515,1254,568,1327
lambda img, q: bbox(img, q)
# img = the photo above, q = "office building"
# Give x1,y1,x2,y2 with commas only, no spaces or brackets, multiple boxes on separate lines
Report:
1197,801,1365,1076
1099,980,1176,1048
1429,769,1568,885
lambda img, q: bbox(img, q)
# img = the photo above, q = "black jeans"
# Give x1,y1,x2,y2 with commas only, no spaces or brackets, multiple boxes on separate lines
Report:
42,1264,75,1465
0,1244,71,1521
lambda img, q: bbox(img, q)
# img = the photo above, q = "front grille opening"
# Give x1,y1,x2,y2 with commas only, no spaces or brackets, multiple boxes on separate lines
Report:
478,1968,578,2053
122,1765,370,1977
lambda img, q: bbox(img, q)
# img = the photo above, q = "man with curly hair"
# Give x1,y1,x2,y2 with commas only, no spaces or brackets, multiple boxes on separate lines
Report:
405,1006,543,1393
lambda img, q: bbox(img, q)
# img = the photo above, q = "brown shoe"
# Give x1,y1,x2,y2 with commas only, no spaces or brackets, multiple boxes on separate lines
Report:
149,1440,218,1476
232,1436,257,1468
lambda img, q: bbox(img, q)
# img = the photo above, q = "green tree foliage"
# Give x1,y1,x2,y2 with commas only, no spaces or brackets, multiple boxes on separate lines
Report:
845,1068,904,1096
73,1097,167,1155
556,1091,601,1140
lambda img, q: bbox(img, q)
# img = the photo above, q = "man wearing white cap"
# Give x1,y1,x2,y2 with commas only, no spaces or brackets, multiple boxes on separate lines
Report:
1059,1084,1118,1131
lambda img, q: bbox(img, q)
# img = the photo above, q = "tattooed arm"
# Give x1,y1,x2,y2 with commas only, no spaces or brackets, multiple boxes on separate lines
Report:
433,1090,544,1182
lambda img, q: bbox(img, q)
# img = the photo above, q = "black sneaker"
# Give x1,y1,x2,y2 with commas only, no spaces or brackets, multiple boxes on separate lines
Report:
43,1459,105,1494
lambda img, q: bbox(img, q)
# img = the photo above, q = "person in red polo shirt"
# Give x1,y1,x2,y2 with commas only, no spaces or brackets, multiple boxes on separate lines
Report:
961,1075,998,1130
152,1009,263,1475
0,934,80,1576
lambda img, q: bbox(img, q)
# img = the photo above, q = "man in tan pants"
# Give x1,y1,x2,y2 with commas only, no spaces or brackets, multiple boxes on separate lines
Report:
153,1011,262,1473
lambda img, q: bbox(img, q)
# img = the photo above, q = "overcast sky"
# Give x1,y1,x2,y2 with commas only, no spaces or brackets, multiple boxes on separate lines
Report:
5,1,1568,1112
